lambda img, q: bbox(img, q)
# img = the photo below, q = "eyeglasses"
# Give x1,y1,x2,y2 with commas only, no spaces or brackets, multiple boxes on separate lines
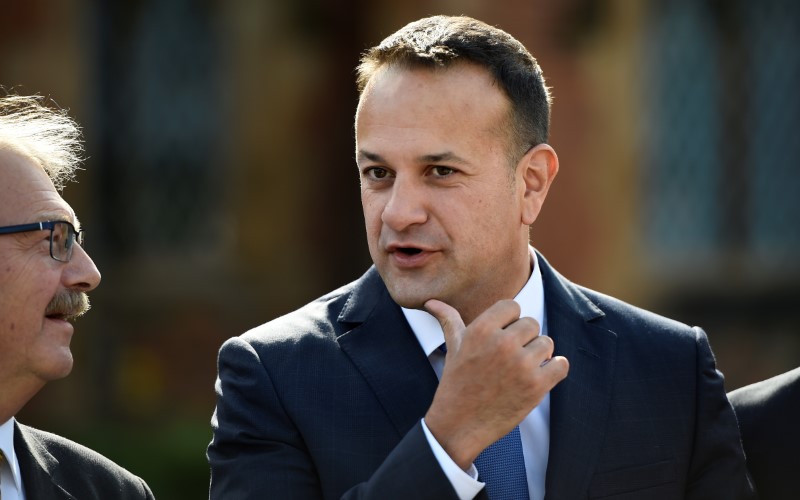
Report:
0,220,85,262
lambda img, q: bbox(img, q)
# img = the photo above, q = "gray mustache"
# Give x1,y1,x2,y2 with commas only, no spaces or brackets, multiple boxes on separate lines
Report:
45,291,91,321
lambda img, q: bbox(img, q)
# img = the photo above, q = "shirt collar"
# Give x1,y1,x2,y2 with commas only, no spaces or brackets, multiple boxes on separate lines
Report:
0,417,25,493
403,247,546,357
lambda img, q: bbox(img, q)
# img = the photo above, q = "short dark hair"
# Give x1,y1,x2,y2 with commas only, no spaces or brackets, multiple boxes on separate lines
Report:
356,15,552,156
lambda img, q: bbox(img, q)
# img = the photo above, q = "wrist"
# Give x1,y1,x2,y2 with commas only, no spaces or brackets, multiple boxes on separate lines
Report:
424,411,481,470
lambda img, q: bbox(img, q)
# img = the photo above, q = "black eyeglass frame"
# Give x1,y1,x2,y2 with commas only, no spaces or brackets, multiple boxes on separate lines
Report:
0,220,84,262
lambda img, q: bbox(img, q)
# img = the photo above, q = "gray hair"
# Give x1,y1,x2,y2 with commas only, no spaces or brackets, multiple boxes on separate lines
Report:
0,94,84,191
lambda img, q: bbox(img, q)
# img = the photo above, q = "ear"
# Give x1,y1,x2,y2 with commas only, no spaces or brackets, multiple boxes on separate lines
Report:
518,144,559,225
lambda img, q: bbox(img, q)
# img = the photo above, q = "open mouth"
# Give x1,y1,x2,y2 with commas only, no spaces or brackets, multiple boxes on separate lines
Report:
397,247,422,256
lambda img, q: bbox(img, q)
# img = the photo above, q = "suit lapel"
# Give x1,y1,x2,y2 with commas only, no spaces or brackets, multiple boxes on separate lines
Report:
332,260,618,497
537,254,617,500
336,267,440,438
14,423,76,500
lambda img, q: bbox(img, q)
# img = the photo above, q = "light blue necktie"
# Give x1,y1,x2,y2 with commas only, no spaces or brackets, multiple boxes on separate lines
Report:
437,344,530,499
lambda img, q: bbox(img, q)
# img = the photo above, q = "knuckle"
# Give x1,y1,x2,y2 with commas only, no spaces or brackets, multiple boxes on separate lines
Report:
537,335,555,353
441,316,456,332
544,357,569,380
504,300,522,317
556,356,570,375
490,299,521,319
517,316,540,334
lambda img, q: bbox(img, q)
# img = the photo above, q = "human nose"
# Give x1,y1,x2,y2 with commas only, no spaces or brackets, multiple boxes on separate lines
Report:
63,243,101,292
381,177,428,231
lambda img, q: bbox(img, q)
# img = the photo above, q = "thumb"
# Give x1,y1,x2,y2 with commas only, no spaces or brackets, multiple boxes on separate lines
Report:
424,299,466,349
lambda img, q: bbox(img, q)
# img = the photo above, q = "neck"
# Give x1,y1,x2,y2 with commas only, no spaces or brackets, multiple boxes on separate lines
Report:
0,376,45,423
457,246,533,326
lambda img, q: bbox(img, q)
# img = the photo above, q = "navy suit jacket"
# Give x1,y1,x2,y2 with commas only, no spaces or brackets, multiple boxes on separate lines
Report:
13,422,154,500
208,253,754,499
728,366,800,500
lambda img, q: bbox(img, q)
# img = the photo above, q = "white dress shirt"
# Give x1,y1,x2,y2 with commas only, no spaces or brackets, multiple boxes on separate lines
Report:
0,418,26,500
403,248,549,500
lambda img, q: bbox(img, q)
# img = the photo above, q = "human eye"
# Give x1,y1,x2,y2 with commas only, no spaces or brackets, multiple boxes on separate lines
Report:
430,165,457,177
52,222,71,247
50,227,63,246
362,167,393,180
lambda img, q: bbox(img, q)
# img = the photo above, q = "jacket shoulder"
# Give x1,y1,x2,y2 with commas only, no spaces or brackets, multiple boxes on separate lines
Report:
578,285,696,337
241,279,354,345
729,366,800,410
237,267,385,349
16,423,154,499
537,250,696,340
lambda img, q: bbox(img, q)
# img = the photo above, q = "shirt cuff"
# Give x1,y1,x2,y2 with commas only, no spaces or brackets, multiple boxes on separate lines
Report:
421,418,485,499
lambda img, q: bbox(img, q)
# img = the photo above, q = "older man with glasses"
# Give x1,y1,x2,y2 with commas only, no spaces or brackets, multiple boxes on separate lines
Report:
0,94,154,499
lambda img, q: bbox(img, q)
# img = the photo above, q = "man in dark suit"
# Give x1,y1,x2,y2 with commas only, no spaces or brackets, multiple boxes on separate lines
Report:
729,367,800,500
0,94,154,499
208,16,754,499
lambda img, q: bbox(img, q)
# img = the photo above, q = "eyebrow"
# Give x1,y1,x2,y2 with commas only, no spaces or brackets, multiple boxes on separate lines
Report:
39,212,80,231
357,150,385,164
357,149,470,165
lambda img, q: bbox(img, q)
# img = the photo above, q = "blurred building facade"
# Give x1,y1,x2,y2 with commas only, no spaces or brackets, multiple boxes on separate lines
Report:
2,0,798,497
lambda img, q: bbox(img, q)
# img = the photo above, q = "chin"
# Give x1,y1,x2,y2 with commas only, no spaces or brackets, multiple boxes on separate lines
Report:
377,267,443,310
390,295,429,310
37,350,74,381
384,284,433,310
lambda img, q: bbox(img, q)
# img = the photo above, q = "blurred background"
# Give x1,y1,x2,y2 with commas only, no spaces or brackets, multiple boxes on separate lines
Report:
3,0,799,497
